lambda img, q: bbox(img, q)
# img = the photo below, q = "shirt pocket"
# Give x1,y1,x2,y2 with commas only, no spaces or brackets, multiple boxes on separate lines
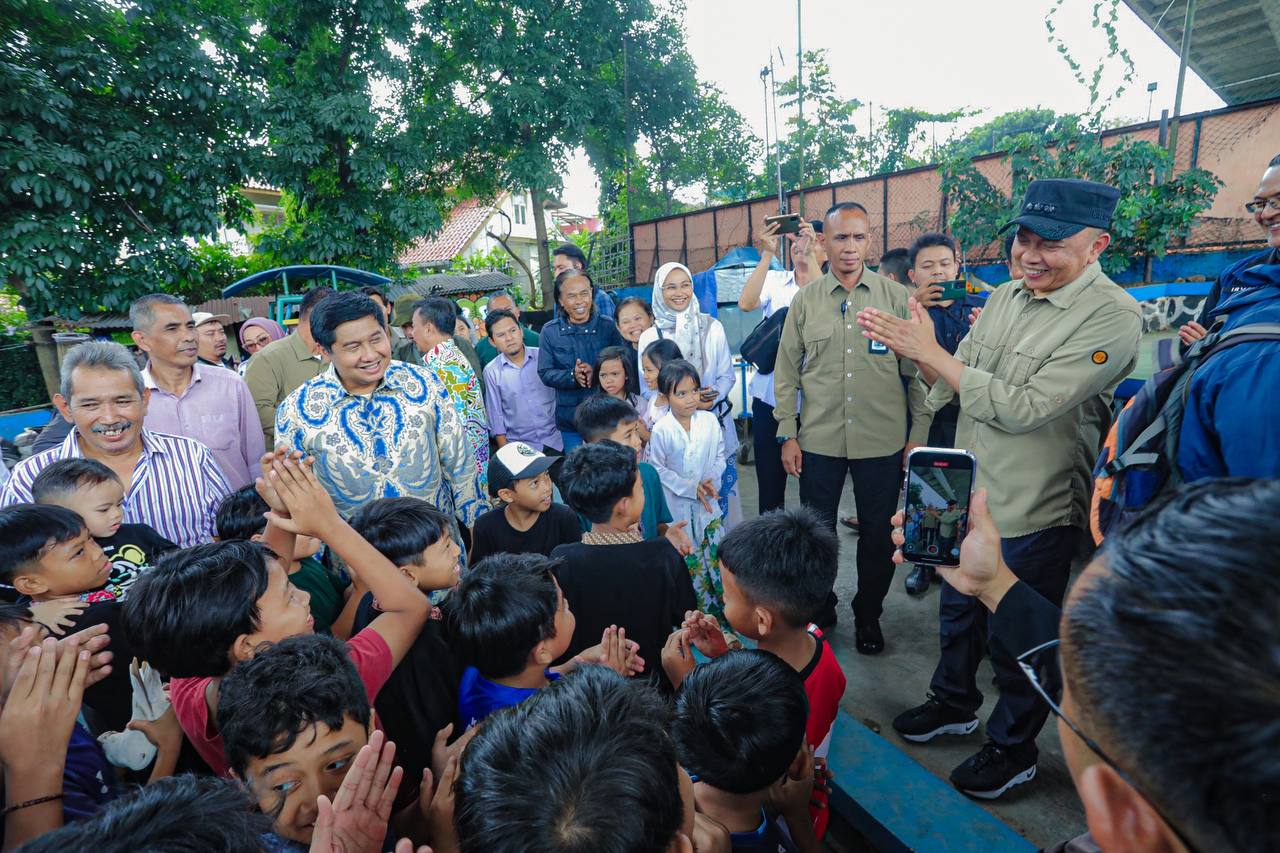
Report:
800,317,834,369
1005,340,1048,387
198,413,236,451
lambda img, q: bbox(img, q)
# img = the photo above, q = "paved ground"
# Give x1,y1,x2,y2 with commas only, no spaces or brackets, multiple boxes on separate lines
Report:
733,457,1088,850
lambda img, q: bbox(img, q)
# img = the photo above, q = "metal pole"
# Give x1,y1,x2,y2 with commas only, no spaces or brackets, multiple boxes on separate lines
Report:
796,0,804,216
761,67,772,207
1166,0,1197,161
770,57,784,212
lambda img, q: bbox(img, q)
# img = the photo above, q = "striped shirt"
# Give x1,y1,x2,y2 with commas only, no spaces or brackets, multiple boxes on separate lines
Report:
0,429,231,548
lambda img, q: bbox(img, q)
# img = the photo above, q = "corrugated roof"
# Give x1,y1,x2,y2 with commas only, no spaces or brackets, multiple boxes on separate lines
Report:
399,198,496,267
1122,0,1280,104
36,297,277,330
387,272,514,299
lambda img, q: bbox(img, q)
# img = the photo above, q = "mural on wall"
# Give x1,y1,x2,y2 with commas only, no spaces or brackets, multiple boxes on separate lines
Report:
1139,294,1205,334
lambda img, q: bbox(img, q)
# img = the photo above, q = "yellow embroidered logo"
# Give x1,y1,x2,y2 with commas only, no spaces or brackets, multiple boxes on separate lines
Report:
1092,351,1109,365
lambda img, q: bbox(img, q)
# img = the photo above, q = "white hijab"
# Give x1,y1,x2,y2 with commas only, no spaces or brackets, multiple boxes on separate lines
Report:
651,262,705,375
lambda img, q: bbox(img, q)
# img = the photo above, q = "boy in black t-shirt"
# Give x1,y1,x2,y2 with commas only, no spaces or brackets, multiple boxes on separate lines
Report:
468,442,580,566
31,459,174,602
552,441,696,687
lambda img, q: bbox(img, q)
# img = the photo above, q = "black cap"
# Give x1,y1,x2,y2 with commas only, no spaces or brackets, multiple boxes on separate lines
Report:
553,242,588,270
998,179,1121,240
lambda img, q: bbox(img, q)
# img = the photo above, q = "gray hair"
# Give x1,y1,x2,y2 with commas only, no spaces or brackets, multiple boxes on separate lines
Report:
60,340,146,401
129,293,188,332
488,290,516,309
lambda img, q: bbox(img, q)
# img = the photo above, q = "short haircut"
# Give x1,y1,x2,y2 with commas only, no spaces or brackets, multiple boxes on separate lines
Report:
298,286,336,319
487,291,516,309
1063,478,1280,853
1004,229,1018,262
309,291,384,352
348,496,451,567
657,358,700,398
553,269,594,308
641,337,683,369
558,440,638,524
218,634,371,780
358,285,389,306
484,308,520,337
0,504,86,582
878,248,910,283
908,232,958,268
215,486,269,541
16,773,272,853
672,650,809,794
456,666,683,853
573,395,640,443
31,458,120,504
614,296,653,322
1269,153,1280,168
122,541,272,678
129,293,187,333
552,242,589,270
718,507,839,627
591,345,639,396
825,201,869,220
413,296,457,336
59,340,145,401
449,553,560,679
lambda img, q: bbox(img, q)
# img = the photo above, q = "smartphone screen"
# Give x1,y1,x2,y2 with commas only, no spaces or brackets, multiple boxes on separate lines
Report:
901,448,976,567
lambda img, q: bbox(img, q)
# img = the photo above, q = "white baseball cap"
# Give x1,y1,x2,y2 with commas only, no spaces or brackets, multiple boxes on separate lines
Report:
488,442,559,497
191,312,231,327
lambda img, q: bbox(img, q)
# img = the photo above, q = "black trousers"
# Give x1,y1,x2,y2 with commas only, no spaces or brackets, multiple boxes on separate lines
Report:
927,402,960,449
752,398,787,514
929,525,1079,755
799,449,902,623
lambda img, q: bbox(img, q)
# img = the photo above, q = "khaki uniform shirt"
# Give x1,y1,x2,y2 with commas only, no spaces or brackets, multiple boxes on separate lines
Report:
774,269,932,459
243,332,326,447
927,263,1141,537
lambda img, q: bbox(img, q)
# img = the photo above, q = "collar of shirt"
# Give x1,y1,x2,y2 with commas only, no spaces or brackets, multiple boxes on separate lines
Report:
496,347,536,371
1018,262,1102,310
61,426,165,461
286,331,320,363
317,360,418,400
823,269,870,296
581,529,643,546
141,362,206,397
427,338,461,362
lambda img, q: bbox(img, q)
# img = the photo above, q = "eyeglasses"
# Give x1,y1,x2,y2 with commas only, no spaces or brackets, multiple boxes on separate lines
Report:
1244,197,1280,214
1017,640,1203,853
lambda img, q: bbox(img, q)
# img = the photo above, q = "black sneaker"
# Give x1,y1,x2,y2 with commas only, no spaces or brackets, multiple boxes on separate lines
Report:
949,740,1037,799
904,564,935,595
892,694,979,743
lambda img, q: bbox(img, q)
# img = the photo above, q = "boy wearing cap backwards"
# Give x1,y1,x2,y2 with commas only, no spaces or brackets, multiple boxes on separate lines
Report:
858,178,1142,799
468,442,580,565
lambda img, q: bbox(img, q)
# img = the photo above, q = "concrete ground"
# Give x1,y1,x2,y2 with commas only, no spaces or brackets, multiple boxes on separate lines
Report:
733,458,1088,850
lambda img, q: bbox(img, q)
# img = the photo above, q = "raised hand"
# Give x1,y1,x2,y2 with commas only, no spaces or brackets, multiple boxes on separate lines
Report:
682,610,729,659
309,730,403,853
267,455,339,538
663,519,695,556
660,628,695,688
856,298,939,362
0,636,89,774
2,622,111,701
755,220,781,257
27,598,87,637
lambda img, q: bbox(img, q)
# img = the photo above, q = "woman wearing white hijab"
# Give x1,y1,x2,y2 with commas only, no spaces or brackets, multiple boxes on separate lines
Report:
637,262,742,529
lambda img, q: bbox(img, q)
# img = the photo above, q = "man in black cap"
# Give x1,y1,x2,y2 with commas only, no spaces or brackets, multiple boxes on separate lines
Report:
858,178,1142,799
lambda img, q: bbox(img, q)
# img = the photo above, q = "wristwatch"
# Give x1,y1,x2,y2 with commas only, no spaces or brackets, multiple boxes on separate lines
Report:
776,435,794,445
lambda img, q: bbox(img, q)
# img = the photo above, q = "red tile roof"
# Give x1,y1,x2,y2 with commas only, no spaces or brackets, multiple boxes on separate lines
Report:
399,198,495,267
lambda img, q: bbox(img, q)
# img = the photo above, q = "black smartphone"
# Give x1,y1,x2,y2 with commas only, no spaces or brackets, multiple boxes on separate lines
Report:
937,279,968,301
900,448,977,567
764,213,802,234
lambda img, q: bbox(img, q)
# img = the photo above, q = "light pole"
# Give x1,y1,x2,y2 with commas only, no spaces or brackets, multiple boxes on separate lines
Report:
1146,81,1158,122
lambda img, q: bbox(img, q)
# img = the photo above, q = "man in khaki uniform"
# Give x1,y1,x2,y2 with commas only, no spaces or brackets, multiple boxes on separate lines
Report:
858,179,1141,799
243,286,333,446
774,202,932,654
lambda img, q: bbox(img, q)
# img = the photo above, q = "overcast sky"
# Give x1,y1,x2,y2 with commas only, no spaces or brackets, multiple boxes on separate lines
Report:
560,0,1222,214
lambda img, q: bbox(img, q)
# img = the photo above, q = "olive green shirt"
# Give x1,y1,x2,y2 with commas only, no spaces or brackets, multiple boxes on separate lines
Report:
244,332,326,447
939,509,963,538
774,269,932,459
927,263,1141,537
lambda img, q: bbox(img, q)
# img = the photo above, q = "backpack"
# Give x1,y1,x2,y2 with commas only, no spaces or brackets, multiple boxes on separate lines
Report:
739,306,789,375
1090,322,1280,543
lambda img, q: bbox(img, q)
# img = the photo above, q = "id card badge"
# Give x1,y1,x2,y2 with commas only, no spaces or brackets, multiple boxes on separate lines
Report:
869,339,889,355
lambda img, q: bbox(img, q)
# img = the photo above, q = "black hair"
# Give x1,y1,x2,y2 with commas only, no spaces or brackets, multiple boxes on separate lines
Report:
1063,478,1280,853
0,504,86,582
553,269,594,312
641,338,683,371
878,248,910,283
449,553,560,679
358,285,389,306
298,286,336,319
557,441,638,524
122,541,272,678
348,496,451,567
590,345,639,397
1269,153,1280,168
614,296,653,323
456,665,683,853
1004,229,1018,262
30,458,121,504
718,507,839,627
0,603,34,640
657,358,700,398
825,201,869,220
215,486,269,541
907,232,958,268
308,291,384,351
673,650,808,794
573,395,640,444
484,308,520,338
810,218,824,234
552,242,589,270
16,773,272,853
413,296,457,337
218,634,371,780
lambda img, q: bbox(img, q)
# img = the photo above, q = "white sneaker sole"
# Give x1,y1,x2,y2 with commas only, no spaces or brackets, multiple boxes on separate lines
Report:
898,717,980,743
959,764,1037,800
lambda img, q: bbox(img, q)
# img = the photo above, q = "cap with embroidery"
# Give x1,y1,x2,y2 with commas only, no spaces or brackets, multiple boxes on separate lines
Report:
998,178,1122,240
191,312,231,327
488,441,560,498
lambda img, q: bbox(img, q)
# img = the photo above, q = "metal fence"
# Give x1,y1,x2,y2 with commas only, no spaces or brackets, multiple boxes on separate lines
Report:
630,98,1280,284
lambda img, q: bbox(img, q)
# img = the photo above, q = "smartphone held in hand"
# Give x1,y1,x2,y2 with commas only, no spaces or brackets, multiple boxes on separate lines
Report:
900,448,976,567
764,213,802,234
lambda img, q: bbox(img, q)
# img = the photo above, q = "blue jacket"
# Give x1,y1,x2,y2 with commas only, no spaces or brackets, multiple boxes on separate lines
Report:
1179,259,1280,482
1195,247,1279,326
537,311,626,430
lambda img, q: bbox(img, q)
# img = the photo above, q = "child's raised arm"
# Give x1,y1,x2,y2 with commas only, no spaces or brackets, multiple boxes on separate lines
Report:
255,449,296,568
267,457,428,668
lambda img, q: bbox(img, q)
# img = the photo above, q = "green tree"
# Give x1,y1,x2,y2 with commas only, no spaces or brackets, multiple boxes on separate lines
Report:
945,109,1065,160
775,50,861,186
0,0,263,318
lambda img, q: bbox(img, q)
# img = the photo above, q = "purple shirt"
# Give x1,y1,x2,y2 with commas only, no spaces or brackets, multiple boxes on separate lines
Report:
142,363,266,490
1,429,231,548
482,346,562,451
